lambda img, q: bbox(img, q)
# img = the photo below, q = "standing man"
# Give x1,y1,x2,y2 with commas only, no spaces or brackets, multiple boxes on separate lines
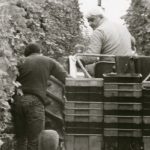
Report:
13,43,68,150
78,6,135,75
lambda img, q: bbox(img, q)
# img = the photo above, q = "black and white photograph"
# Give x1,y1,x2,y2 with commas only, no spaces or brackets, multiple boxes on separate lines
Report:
0,0,150,150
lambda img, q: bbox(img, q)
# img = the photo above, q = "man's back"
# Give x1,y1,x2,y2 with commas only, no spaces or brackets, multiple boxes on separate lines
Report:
97,19,132,55
88,19,133,57
18,54,67,104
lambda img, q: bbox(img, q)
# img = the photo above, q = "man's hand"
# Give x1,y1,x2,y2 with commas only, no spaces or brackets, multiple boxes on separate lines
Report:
16,88,23,96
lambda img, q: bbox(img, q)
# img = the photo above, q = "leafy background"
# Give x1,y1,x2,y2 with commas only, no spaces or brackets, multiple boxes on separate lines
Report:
0,0,84,149
124,0,150,55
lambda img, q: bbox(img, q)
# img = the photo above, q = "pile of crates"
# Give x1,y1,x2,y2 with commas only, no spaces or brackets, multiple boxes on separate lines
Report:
142,94,150,150
103,73,143,150
103,73,142,98
64,74,145,150
64,78,104,150
142,74,150,150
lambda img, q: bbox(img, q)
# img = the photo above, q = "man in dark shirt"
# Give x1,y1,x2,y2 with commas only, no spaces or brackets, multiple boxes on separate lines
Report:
13,43,68,150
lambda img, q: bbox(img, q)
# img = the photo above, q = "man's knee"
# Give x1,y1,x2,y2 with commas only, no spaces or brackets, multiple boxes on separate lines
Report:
38,130,59,150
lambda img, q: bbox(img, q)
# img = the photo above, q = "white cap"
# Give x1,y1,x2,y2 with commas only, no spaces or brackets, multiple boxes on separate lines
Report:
85,6,105,18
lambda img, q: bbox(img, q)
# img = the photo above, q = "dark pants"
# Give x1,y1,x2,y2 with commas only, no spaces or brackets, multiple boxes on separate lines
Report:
13,94,45,150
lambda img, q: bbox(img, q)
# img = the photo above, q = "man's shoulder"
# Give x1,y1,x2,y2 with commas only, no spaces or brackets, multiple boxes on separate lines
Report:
32,55,54,61
26,55,59,66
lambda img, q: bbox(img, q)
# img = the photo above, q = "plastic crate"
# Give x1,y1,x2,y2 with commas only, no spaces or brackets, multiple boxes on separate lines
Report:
103,73,142,83
65,86,103,102
143,102,150,115
104,122,142,129
143,116,150,124
95,61,115,78
65,134,103,150
143,130,150,136
104,137,143,150
47,77,64,100
104,83,142,98
143,102,150,109
104,90,142,98
143,88,150,98
104,115,142,124
65,122,103,134
143,136,150,150
65,78,103,87
104,83,141,90
104,102,142,111
103,97,142,102
65,78,103,102
65,92,102,102
65,101,103,123
142,73,150,98
115,56,136,74
142,73,150,88
65,126,103,134
104,128,142,137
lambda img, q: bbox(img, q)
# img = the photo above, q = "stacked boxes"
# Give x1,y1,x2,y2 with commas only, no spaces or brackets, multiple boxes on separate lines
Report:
64,75,145,150
65,101,103,134
142,77,150,150
65,134,103,150
65,78,103,102
64,78,104,150
103,74,142,98
143,97,150,137
103,74,143,150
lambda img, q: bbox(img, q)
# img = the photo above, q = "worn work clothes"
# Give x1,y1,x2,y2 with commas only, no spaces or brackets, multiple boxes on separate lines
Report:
13,94,45,150
13,54,67,150
83,19,133,63
17,54,67,105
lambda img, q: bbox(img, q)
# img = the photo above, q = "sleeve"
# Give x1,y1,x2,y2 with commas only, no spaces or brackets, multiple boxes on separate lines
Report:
51,60,68,84
82,29,104,64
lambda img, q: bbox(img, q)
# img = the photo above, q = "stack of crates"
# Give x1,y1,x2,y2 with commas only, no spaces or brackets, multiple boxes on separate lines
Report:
142,74,150,150
103,74,142,98
64,78,104,150
142,95,150,150
103,73,143,150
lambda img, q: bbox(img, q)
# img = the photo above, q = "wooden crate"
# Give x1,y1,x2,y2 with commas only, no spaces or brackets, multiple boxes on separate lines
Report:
143,116,150,125
104,115,142,124
65,87,102,102
104,83,142,98
65,101,103,123
65,78,103,87
143,88,150,98
143,136,150,150
104,83,141,90
47,77,64,100
65,122,103,134
65,127,103,134
143,102,150,115
142,73,150,88
104,90,142,98
104,128,142,137
103,97,142,103
143,130,150,136
104,102,142,116
104,137,143,150
103,73,142,83
65,134,103,150
65,78,103,102
104,102,142,111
